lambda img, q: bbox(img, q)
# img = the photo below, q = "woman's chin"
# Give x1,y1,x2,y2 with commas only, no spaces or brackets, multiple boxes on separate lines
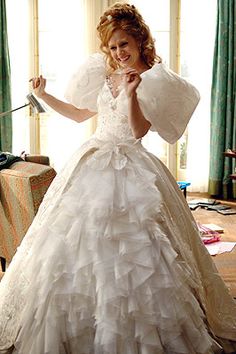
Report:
119,61,131,69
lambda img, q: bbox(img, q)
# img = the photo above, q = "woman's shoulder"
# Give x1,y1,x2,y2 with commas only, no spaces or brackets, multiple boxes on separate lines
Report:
83,52,106,67
77,52,107,77
140,62,169,80
64,52,107,111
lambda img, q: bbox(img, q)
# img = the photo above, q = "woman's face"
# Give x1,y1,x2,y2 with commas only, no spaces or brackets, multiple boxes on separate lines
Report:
108,29,143,71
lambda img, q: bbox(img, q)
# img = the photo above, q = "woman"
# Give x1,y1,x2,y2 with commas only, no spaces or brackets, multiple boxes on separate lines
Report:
0,3,236,353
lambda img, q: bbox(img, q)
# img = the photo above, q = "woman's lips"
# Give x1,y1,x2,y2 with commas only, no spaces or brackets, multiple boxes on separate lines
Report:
118,55,130,63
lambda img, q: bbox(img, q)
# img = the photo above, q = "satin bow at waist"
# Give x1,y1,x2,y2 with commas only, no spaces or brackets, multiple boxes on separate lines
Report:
86,137,142,170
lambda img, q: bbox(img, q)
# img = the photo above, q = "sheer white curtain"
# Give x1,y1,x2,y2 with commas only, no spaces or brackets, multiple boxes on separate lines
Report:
181,0,217,192
83,0,119,54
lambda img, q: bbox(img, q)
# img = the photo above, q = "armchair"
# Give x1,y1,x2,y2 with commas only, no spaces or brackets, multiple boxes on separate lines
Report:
0,155,56,271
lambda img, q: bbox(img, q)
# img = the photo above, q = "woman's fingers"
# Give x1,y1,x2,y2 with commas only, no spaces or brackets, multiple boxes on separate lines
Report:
122,67,137,74
29,75,44,89
28,76,46,99
126,71,141,83
29,78,38,89
123,68,139,79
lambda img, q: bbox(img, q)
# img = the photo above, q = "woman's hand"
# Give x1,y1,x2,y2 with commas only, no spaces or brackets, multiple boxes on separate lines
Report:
123,68,141,98
29,75,46,99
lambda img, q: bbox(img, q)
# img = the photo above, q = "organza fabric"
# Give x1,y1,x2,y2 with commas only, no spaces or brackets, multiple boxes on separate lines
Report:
0,54,236,354
64,53,200,144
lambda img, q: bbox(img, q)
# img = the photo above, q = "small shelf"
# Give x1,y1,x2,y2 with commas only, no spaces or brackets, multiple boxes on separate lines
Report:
223,152,236,181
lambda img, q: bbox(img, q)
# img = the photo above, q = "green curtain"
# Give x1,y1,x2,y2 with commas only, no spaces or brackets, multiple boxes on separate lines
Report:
0,0,12,152
208,0,236,199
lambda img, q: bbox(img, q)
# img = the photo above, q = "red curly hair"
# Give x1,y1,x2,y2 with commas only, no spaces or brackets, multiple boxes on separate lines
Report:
97,2,161,72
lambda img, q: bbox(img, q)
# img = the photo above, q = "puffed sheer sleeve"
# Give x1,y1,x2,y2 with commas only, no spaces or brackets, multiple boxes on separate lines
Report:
137,63,200,144
64,53,106,112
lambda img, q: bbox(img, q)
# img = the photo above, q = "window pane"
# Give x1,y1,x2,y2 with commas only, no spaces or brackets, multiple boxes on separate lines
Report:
179,0,217,190
133,0,169,31
6,0,30,154
38,0,88,170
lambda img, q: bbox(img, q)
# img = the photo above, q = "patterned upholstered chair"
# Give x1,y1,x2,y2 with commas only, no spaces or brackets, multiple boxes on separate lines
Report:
0,155,56,271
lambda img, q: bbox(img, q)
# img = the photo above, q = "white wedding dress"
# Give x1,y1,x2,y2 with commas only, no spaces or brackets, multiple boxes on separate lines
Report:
0,54,236,354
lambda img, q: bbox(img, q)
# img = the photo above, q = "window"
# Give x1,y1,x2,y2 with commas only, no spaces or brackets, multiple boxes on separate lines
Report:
38,0,89,171
6,0,30,155
179,0,216,190
7,0,216,186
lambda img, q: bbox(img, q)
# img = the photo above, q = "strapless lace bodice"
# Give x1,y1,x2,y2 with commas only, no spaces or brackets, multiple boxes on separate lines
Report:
94,82,133,140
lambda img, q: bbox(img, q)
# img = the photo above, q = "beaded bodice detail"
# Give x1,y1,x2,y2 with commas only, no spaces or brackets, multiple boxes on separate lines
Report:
95,81,133,141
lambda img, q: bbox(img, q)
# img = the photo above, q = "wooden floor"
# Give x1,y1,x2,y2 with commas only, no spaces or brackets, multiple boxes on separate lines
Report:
188,192,236,298
189,192,236,241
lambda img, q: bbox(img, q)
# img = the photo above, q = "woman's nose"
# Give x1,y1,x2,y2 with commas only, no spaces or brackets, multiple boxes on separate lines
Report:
117,47,124,56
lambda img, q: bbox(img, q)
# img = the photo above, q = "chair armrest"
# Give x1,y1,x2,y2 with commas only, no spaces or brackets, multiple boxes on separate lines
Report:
24,154,50,166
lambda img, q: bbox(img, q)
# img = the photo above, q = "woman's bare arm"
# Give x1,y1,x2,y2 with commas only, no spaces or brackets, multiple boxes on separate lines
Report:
30,75,96,123
39,92,96,122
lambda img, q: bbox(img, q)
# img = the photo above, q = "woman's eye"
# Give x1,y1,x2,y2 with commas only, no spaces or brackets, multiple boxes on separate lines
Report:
121,42,128,47
110,47,116,51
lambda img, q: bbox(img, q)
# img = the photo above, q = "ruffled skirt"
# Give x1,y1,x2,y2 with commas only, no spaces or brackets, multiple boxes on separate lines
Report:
0,137,236,354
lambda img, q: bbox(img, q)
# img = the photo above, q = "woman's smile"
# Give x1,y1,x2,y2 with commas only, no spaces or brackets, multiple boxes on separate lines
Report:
108,29,143,70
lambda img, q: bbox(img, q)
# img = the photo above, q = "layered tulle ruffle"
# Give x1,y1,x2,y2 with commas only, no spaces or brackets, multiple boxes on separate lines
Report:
7,138,218,354
0,137,235,353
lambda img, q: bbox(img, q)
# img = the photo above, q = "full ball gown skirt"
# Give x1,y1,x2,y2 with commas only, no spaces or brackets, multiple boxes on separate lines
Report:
0,59,236,353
